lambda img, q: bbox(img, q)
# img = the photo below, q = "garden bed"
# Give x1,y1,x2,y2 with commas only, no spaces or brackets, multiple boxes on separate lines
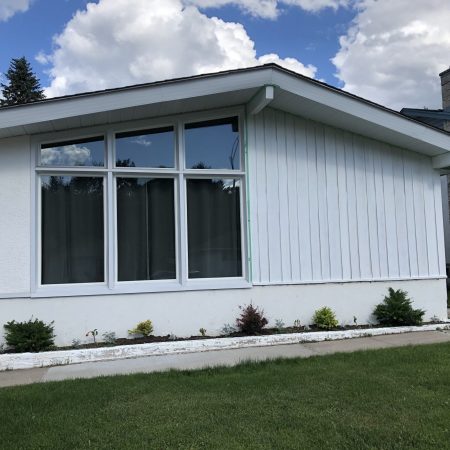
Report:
1,322,449,371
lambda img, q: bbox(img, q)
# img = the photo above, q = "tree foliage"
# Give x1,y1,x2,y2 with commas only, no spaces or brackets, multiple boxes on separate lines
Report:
1,57,45,106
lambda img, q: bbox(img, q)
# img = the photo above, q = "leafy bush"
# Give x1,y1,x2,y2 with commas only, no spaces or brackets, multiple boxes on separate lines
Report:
102,331,117,345
312,307,339,330
236,304,268,335
128,320,153,337
373,288,425,326
275,319,285,332
3,318,55,353
221,323,237,335
86,329,98,343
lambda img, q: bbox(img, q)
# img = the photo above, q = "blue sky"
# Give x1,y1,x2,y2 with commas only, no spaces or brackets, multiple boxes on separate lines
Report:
0,0,449,110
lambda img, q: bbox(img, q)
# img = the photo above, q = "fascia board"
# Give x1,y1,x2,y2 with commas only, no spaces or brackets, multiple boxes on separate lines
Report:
272,70,450,154
0,69,274,130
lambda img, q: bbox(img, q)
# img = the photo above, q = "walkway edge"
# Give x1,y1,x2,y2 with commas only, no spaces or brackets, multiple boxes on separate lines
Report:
1,323,449,371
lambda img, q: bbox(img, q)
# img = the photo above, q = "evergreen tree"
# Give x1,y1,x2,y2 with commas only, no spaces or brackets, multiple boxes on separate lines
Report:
1,57,45,106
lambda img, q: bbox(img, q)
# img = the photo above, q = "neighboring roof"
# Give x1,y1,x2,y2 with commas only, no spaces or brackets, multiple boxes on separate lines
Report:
1,63,450,156
400,108,450,131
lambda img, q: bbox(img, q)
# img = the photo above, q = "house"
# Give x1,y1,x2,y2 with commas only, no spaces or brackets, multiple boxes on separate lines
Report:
401,68,450,273
0,64,449,346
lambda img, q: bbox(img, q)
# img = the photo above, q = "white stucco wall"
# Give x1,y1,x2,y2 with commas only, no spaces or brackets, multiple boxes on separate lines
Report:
0,136,31,295
0,278,446,346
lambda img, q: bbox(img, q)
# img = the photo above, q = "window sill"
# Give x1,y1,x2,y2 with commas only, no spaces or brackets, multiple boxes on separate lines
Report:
31,279,252,298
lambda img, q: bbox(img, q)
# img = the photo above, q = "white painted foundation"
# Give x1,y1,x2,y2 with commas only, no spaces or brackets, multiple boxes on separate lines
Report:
0,278,446,346
1,323,449,372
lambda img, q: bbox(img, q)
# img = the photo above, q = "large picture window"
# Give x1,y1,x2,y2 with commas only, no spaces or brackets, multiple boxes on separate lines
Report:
187,179,242,278
41,175,104,284
36,112,245,293
117,177,176,281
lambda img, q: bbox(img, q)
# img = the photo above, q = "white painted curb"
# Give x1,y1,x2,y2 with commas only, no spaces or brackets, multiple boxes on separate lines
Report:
1,323,449,371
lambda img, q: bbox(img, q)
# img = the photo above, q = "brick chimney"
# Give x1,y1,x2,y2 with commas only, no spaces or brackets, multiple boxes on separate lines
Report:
439,68,450,132
440,67,450,110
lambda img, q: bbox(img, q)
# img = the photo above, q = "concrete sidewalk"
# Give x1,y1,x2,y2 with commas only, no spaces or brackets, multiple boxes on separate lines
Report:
1,330,449,388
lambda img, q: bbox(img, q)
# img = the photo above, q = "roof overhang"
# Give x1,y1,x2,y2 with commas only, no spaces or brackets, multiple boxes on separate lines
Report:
1,64,450,160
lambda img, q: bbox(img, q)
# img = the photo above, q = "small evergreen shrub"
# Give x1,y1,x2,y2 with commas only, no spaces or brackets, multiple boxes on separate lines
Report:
373,288,425,326
128,320,153,337
3,318,55,353
312,307,339,330
236,304,268,335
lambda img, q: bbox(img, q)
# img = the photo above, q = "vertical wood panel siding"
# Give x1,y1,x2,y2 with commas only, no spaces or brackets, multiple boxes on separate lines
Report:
248,108,446,284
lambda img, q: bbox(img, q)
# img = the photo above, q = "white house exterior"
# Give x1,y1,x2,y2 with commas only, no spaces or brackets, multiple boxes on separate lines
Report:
0,64,449,346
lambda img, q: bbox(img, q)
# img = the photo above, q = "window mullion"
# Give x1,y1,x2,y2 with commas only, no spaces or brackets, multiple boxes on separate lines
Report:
177,121,188,286
106,130,115,289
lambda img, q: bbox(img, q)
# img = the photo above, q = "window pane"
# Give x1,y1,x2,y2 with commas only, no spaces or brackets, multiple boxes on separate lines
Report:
41,176,104,284
115,127,174,168
187,178,242,278
117,178,176,281
40,137,104,167
185,117,240,170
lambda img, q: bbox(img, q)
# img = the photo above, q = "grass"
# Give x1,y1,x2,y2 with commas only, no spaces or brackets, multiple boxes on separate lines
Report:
1,344,449,449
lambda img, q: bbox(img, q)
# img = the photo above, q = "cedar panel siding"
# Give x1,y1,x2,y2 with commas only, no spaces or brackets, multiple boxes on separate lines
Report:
248,108,446,285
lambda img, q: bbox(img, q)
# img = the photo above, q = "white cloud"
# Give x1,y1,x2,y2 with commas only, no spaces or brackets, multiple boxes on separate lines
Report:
43,0,317,97
41,145,92,166
186,0,348,19
332,0,450,110
0,0,31,22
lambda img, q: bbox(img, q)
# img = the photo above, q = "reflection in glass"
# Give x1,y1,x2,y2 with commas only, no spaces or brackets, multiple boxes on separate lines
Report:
115,127,174,168
117,178,176,281
41,176,104,284
187,178,242,278
185,117,240,170
40,137,104,166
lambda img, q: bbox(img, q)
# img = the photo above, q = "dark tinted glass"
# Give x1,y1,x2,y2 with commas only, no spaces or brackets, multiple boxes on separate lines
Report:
187,178,242,278
117,178,176,281
115,127,174,168
41,176,104,284
41,137,104,166
185,117,240,170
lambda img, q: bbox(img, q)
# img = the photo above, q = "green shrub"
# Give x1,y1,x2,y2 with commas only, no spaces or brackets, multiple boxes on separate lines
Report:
128,320,153,337
312,307,338,330
236,304,268,335
3,318,55,353
373,288,425,326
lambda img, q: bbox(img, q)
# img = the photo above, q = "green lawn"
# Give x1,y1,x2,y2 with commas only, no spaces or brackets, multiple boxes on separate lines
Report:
1,344,449,450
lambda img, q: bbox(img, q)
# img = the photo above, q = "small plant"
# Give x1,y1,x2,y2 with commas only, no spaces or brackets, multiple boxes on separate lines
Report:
71,338,81,349
312,307,339,330
221,323,237,335
102,331,117,345
236,303,268,335
199,327,207,337
293,319,301,329
3,318,55,353
275,319,285,332
128,320,153,337
353,316,358,326
86,329,98,344
373,288,425,326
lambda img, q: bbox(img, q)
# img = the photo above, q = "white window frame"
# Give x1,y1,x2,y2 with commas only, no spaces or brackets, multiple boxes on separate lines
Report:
30,107,250,298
